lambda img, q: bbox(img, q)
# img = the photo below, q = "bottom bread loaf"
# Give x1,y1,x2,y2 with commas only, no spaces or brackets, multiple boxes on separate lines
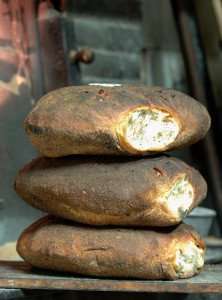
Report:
17,216,205,280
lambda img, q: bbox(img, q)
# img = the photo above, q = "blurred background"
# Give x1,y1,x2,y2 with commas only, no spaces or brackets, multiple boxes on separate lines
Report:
0,0,222,298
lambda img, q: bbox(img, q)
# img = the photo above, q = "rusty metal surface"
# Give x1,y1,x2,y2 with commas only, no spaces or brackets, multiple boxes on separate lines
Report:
0,261,221,293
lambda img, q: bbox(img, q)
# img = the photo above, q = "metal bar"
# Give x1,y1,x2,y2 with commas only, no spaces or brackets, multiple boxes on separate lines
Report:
22,0,44,101
38,0,69,92
194,0,222,110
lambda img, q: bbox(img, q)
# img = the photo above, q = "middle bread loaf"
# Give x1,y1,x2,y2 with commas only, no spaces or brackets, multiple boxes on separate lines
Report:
15,156,206,227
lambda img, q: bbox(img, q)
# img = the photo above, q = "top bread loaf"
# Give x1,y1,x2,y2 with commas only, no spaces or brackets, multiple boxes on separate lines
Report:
24,84,211,157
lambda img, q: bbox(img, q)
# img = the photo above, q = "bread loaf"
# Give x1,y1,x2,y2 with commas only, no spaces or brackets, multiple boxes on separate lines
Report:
24,85,211,157
17,216,205,280
15,156,207,226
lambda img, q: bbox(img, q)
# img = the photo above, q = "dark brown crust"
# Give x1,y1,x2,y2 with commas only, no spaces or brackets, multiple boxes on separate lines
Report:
15,156,207,226
24,85,211,157
16,216,205,280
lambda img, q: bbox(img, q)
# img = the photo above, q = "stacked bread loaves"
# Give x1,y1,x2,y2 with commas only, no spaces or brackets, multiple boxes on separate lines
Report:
15,84,211,280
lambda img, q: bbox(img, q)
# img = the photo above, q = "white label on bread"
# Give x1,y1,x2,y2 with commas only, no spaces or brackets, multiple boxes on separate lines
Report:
89,83,122,87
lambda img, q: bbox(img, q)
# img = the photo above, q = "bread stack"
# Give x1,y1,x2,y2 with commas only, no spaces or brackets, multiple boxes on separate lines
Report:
15,84,211,280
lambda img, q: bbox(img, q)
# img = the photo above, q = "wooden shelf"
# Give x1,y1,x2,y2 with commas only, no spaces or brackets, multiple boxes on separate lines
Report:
0,261,221,293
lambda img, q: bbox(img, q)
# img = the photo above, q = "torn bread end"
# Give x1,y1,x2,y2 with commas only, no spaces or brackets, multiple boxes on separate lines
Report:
174,242,204,278
118,107,180,153
161,176,194,221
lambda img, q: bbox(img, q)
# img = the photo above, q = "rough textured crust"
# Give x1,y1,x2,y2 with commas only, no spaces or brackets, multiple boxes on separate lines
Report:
15,156,207,226
17,216,205,280
24,85,211,157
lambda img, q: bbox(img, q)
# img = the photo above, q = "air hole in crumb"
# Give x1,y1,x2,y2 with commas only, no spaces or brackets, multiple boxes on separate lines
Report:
84,91,89,94
153,167,163,176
